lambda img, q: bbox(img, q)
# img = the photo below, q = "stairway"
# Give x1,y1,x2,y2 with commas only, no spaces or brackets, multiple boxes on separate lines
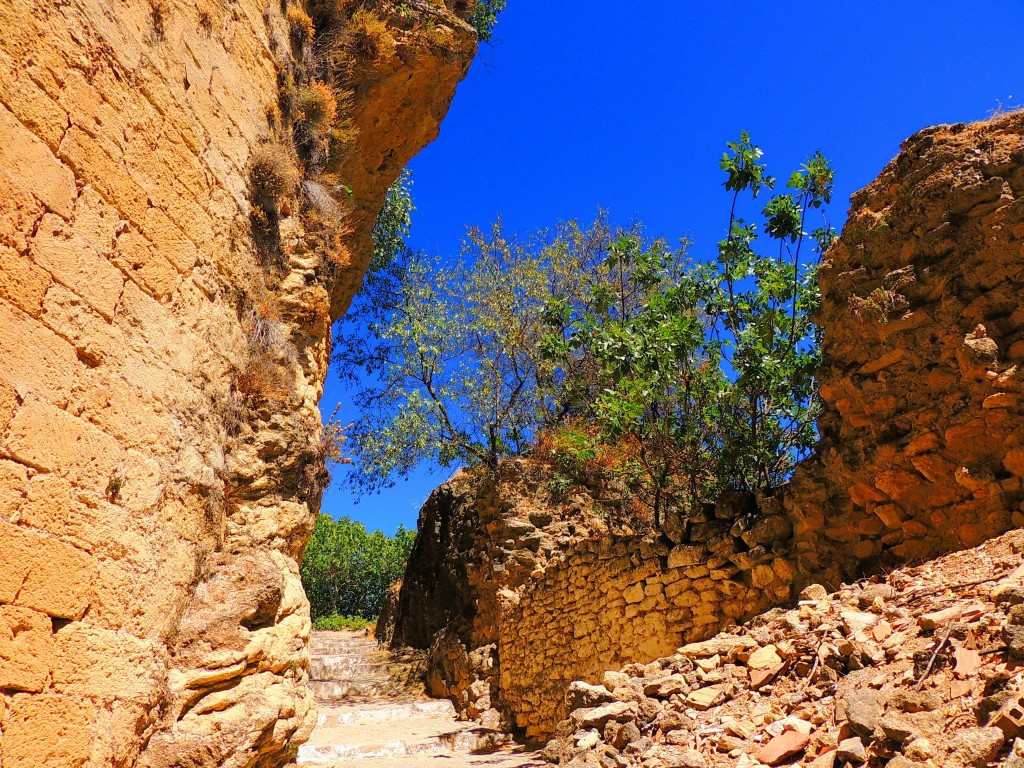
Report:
297,630,544,768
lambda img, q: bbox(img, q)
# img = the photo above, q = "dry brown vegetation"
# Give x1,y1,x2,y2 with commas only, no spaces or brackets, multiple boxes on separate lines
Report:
236,354,294,404
248,143,300,209
286,3,315,44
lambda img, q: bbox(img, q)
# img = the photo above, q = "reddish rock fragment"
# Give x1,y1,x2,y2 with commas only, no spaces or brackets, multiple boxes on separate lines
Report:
756,730,811,765
953,647,982,678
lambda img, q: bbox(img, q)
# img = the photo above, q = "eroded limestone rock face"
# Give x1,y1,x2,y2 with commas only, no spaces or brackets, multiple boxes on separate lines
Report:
389,112,1024,743
0,0,474,765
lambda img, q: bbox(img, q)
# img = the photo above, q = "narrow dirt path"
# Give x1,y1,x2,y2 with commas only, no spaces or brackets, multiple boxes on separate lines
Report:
297,630,544,768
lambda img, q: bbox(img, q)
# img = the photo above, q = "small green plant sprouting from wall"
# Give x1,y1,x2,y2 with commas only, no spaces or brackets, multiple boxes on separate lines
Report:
106,470,124,503
848,287,908,324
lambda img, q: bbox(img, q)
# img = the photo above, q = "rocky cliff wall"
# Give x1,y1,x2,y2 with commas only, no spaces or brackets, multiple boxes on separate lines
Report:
388,112,1024,743
0,1,474,765
789,114,1024,583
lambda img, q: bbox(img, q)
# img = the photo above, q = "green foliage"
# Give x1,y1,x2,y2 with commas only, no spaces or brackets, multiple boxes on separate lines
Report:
301,514,416,620
312,614,375,631
335,214,650,494
542,134,835,521
336,136,836,528
370,169,414,273
467,0,506,42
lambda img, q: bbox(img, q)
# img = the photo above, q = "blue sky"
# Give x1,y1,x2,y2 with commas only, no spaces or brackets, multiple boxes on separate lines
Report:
321,1,1024,535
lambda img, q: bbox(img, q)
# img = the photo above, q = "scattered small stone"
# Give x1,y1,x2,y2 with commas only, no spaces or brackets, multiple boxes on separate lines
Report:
837,736,868,763
766,716,812,737
1004,737,1024,768
576,730,601,749
878,712,918,743
800,584,829,601
841,610,877,635
678,635,758,660
717,734,745,752
806,751,836,768
571,701,638,730
903,736,935,762
839,688,885,737
889,689,940,713
918,605,964,630
694,656,721,673
750,665,781,690
952,646,982,678
612,721,641,749
747,645,783,671
686,686,725,711
1003,624,1024,659
568,681,616,711
858,583,896,608
662,748,707,768
872,619,893,642
946,727,1004,768
887,758,926,768
643,674,689,698
993,583,1024,607
951,679,974,699
603,670,629,691
723,718,757,740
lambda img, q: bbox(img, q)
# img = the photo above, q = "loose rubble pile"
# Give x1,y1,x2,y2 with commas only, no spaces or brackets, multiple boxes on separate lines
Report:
542,528,1024,767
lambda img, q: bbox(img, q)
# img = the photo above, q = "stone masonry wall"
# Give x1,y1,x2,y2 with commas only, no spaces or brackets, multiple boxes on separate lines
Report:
0,1,473,766
392,112,1024,745
498,494,798,741
387,462,800,742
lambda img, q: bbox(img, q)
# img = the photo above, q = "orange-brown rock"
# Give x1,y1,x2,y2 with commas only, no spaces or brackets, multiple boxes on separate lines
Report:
0,0,476,765
797,111,1024,584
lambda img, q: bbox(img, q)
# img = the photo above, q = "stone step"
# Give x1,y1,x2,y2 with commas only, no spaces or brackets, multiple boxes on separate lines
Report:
309,635,380,654
315,701,457,729
310,655,391,681
296,719,513,764
309,679,415,703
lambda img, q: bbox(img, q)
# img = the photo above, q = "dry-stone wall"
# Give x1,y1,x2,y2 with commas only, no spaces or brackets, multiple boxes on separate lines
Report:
0,1,474,765
386,464,801,742
498,497,799,741
390,112,1024,744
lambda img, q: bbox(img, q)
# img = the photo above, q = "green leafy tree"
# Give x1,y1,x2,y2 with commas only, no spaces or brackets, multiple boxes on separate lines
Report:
335,137,836,527
301,514,417,620
544,134,835,521
334,215,667,494
708,132,836,490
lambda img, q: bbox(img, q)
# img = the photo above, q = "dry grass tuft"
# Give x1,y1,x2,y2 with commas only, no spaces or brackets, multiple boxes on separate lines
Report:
293,81,338,142
320,404,353,464
344,7,396,63
287,4,315,45
244,301,298,364
323,89,358,171
249,144,299,209
236,354,293,404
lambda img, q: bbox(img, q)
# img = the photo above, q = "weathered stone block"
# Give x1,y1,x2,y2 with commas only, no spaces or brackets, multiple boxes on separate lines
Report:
0,605,53,691
0,521,97,619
